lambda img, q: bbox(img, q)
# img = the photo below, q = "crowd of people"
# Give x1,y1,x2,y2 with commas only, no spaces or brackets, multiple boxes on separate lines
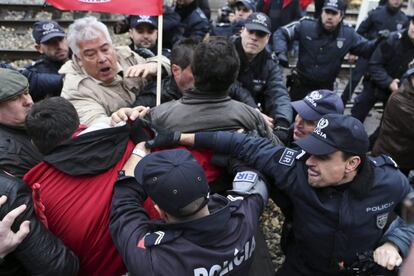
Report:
0,0,413,275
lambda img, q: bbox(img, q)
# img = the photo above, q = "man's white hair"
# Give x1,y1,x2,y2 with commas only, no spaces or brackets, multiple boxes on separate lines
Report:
67,16,112,55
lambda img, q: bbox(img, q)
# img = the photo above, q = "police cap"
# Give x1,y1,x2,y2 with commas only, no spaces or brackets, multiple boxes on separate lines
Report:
135,149,210,218
295,114,369,155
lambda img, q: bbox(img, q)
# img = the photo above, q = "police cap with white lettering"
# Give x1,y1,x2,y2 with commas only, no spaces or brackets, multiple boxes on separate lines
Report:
295,114,369,155
32,20,65,44
291,90,344,121
323,0,346,13
244,12,271,34
134,149,209,218
130,15,158,29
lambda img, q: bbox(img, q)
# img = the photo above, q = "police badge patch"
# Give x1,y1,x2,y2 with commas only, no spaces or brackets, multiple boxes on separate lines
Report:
376,213,388,229
337,40,343,49
279,148,297,166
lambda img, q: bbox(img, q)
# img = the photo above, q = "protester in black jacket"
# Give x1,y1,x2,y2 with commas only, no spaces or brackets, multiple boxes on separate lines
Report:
0,172,79,275
0,69,42,178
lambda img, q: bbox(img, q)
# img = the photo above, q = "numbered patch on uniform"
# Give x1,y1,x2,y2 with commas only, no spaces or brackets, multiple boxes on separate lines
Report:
376,213,388,229
279,148,297,166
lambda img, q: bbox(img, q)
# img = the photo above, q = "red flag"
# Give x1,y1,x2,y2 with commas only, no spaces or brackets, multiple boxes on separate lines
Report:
47,0,163,16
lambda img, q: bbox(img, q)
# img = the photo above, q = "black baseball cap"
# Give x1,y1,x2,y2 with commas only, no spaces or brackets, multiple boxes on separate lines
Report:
323,0,346,12
295,114,369,155
130,15,158,29
244,12,271,34
291,90,344,121
235,0,256,11
32,20,65,44
134,149,209,218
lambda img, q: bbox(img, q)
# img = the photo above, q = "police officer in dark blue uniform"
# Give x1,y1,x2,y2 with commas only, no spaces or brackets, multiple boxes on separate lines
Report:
211,0,255,37
174,0,210,42
25,20,68,101
273,0,375,101
110,148,268,275
235,12,293,141
128,15,171,58
351,17,414,123
341,0,408,104
146,114,414,276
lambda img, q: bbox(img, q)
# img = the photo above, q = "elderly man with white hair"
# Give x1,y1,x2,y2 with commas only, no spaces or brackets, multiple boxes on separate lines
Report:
60,16,170,126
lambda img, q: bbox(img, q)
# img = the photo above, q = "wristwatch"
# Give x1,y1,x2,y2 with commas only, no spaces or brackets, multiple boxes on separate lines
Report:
132,148,147,158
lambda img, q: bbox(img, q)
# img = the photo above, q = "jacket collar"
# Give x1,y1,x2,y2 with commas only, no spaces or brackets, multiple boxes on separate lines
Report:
180,88,231,103
151,195,232,245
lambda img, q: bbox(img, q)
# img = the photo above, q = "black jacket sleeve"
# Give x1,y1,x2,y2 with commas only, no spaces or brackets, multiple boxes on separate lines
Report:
18,69,63,102
109,176,153,276
228,81,258,108
264,60,293,125
0,174,79,276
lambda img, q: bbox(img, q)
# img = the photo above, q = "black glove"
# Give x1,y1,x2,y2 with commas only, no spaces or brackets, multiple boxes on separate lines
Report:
140,119,181,148
277,52,289,68
129,119,151,144
274,125,290,145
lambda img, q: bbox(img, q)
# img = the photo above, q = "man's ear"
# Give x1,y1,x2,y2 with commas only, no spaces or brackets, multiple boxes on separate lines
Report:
171,64,182,78
34,44,42,53
345,156,361,173
128,28,134,39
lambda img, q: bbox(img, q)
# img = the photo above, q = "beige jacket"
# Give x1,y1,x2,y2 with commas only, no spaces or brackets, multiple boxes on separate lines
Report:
60,46,170,126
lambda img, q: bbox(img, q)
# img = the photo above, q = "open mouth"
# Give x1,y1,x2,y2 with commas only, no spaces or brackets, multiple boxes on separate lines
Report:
100,67,111,73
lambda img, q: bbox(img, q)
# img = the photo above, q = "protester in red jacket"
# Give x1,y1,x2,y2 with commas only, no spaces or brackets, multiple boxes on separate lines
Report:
23,97,158,276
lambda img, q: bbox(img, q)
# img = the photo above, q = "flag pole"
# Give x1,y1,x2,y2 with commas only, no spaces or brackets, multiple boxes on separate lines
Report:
156,14,163,106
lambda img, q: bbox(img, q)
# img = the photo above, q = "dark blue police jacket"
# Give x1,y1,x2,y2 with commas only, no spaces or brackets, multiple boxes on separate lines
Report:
195,131,414,275
110,176,264,276
273,17,375,86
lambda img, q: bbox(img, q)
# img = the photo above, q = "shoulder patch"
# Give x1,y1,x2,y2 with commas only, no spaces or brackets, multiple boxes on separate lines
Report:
142,230,181,247
196,8,207,20
279,148,298,166
369,155,399,168
300,16,314,22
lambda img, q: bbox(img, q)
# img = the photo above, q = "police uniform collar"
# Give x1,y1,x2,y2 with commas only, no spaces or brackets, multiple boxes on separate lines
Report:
148,195,232,245
349,157,374,198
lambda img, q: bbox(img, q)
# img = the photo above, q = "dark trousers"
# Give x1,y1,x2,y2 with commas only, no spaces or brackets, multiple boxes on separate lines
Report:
351,80,378,122
341,58,369,104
